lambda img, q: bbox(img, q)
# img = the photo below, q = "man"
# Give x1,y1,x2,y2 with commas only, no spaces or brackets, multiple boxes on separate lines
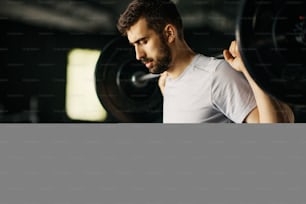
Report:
117,0,294,123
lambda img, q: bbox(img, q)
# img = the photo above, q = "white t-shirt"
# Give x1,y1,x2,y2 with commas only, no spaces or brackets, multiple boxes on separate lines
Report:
163,54,256,123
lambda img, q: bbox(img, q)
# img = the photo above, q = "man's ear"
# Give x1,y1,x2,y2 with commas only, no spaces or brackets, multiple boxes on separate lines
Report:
164,24,176,43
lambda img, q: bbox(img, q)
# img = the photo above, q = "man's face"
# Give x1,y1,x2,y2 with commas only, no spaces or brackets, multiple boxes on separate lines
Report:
126,18,172,74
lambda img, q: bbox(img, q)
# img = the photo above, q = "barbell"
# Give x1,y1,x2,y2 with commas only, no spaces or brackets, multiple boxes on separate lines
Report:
237,0,306,105
95,0,306,122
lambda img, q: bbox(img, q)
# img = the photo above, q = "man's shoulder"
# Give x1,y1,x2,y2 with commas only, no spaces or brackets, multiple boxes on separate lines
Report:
193,54,228,73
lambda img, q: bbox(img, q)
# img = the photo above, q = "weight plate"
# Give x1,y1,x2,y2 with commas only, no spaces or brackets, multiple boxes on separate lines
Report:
95,36,163,122
236,0,306,105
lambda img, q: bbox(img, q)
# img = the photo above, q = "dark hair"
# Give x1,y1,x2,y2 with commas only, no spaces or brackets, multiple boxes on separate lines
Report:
117,0,184,39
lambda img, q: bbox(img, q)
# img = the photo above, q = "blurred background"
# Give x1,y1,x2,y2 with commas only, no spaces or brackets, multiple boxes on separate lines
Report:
0,0,305,123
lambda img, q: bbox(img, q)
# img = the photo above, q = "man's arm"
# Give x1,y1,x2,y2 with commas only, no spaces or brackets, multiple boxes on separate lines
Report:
223,41,294,123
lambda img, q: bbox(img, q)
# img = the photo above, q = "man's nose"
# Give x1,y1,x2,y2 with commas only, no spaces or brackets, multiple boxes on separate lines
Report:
135,46,145,61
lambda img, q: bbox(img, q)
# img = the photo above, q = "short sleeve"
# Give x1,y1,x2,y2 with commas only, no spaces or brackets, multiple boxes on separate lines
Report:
210,60,257,123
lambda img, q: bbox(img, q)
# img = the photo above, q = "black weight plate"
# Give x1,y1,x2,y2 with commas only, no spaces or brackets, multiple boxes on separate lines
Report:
236,0,306,105
95,36,163,122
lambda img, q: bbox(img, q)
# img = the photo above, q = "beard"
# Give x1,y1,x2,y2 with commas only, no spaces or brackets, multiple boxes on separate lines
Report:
141,35,172,74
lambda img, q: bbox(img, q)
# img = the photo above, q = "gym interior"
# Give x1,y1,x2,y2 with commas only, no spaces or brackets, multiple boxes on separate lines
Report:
0,0,305,123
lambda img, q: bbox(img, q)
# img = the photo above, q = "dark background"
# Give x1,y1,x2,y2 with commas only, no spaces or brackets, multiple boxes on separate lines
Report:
0,0,305,122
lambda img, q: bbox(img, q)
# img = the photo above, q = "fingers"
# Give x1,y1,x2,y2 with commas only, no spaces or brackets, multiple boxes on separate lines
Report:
223,40,246,72
229,40,238,58
223,49,234,63
224,40,240,59
223,49,239,72
223,41,237,63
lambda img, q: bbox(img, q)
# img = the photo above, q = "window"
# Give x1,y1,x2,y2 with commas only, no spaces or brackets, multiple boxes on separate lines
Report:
66,48,107,122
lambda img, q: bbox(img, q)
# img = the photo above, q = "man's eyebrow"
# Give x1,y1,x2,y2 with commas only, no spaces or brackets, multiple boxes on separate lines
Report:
129,37,146,45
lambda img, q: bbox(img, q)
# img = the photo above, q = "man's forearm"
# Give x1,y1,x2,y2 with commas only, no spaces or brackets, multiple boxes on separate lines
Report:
242,69,294,123
223,41,294,123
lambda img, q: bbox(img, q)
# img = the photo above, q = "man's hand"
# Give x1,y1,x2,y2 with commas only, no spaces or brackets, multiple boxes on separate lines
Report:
158,71,168,95
223,40,247,73
223,40,294,123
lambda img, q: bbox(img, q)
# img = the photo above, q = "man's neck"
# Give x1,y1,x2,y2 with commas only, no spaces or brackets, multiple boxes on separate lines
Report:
167,42,196,79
